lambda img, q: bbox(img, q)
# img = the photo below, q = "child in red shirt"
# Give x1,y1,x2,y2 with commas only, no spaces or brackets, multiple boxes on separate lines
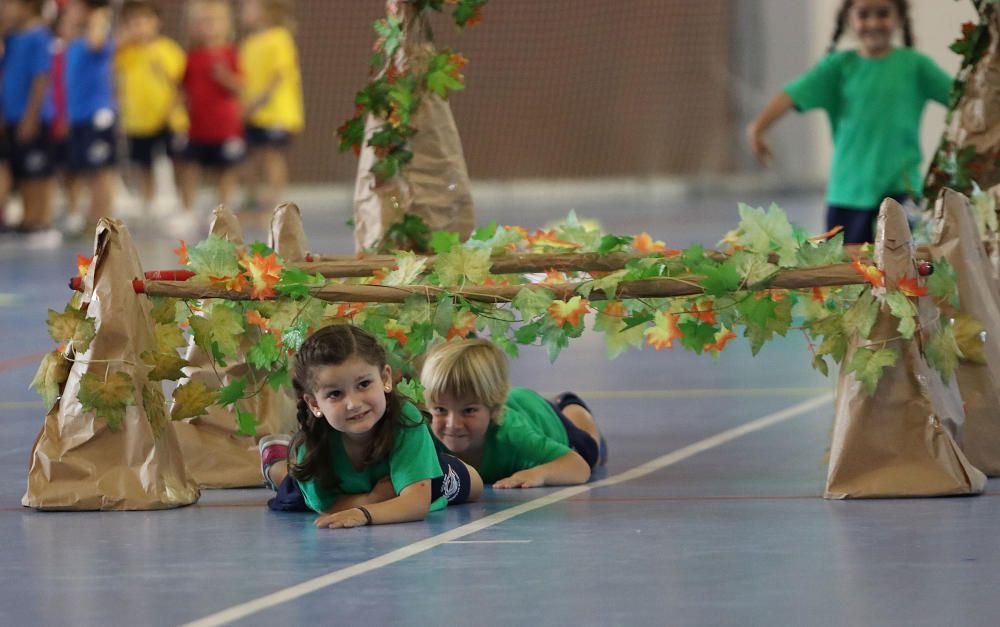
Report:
178,0,243,229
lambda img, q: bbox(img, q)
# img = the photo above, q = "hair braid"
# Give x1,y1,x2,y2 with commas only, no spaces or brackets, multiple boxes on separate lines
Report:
895,0,914,47
827,0,852,54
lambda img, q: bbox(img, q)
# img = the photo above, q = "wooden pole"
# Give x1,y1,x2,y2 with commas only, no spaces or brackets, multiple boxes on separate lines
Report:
139,262,864,303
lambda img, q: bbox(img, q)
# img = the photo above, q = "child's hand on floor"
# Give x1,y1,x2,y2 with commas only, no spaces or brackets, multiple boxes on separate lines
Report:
314,508,369,529
493,468,546,489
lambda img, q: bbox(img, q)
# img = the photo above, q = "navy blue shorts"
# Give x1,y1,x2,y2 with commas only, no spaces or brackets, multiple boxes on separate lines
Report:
127,128,181,168
246,124,293,148
6,123,54,180
182,137,246,169
267,451,473,513
827,194,909,244
68,118,118,172
549,392,602,469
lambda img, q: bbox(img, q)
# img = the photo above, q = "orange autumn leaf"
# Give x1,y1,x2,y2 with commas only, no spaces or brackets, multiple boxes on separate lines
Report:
447,311,478,340
633,232,667,253
704,327,737,353
601,300,627,318
335,303,365,318
466,7,482,25
175,240,189,266
245,309,270,332
810,287,827,302
548,296,590,328
897,276,928,298
644,311,683,351
76,255,92,278
384,319,409,348
483,276,510,286
688,299,717,324
529,229,580,250
242,252,283,300
542,269,568,284
808,225,844,241
368,269,387,286
209,273,247,293
851,257,885,289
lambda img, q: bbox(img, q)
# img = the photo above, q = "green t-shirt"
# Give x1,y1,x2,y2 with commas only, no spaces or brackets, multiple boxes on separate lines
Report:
294,401,446,514
475,387,572,484
784,48,951,209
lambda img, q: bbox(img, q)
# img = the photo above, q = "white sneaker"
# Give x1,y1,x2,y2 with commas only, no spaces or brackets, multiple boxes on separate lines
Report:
163,211,202,240
23,228,64,249
62,212,87,237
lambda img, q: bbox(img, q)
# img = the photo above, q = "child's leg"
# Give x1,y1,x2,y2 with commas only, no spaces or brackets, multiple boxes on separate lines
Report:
89,167,115,223
261,145,289,210
19,178,54,229
216,166,239,210
551,392,607,467
177,160,201,213
434,453,483,504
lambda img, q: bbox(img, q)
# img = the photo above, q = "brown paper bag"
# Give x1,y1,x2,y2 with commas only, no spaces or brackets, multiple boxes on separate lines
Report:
825,199,986,498
352,0,475,252
269,202,310,262
23,220,199,510
172,206,296,488
928,189,1000,475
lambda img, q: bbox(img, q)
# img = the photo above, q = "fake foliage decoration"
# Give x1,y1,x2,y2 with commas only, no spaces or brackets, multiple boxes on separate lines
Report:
336,0,487,181
34,206,965,435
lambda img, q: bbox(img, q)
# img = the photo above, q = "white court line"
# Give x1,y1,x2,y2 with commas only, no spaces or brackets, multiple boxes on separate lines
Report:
182,393,832,627
444,540,532,544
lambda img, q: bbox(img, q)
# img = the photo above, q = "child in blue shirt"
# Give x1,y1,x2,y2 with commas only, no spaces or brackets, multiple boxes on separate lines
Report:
1,0,58,245
62,0,116,232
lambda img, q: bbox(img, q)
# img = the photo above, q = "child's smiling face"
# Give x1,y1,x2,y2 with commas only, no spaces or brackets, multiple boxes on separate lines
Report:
848,0,900,58
303,356,392,441
428,393,494,455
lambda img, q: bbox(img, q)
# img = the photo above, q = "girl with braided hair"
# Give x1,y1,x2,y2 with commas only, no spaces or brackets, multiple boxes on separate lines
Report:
257,324,482,528
747,0,951,243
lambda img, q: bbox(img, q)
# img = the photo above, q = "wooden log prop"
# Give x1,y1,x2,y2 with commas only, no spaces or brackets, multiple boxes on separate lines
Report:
825,199,986,498
928,188,1000,476
23,219,199,510
352,0,475,252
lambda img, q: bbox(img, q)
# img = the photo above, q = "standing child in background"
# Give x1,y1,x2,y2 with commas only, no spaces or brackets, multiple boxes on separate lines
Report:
420,338,607,489
64,0,117,233
258,324,482,528
747,0,952,244
1,0,58,246
49,6,82,236
239,0,303,215
115,0,192,230
179,0,244,222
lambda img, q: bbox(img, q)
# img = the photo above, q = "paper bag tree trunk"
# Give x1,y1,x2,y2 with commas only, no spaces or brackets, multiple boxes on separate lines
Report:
825,199,987,498
928,188,1000,475
269,202,310,262
23,220,199,510
172,206,295,488
352,0,475,252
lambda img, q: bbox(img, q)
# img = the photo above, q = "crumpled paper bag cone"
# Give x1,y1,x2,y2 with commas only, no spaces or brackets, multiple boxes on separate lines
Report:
172,208,296,488
269,202,310,262
352,0,475,252
23,219,200,510
825,199,986,498
928,189,1000,475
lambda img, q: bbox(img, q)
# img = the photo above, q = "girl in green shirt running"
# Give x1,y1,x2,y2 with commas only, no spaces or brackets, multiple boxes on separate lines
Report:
747,0,952,243
421,338,607,488
259,325,482,528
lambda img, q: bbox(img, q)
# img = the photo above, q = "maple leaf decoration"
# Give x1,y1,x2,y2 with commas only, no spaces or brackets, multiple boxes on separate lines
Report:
688,300,717,324
334,303,365,318
76,255,92,278
897,276,928,298
601,300,627,318
851,257,885,289
810,287,827,303
542,269,568,284
447,310,478,340
632,233,680,256
243,252,283,300
209,273,248,293
385,319,409,348
174,240,189,266
245,309,271,332
644,311,683,351
528,229,580,250
548,296,590,328
704,327,737,353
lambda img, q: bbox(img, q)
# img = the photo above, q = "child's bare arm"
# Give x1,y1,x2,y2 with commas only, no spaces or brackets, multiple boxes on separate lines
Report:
314,479,432,529
493,451,591,489
746,91,794,166
86,8,113,51
244,71,283,119
17,74,48,141
211,60,242,96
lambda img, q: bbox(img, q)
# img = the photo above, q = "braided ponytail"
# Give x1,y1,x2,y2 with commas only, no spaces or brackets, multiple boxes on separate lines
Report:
895,0,914,47
827,0,852,54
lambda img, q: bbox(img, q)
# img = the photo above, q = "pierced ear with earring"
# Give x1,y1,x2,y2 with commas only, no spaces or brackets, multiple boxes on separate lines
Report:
384,384,392,393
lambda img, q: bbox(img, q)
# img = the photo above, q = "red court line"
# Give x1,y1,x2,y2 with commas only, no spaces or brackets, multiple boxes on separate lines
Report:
0,351,49,372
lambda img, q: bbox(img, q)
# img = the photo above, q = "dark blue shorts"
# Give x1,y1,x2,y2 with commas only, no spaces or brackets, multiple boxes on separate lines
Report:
549,392,601,469
127,128,181,168
246,124,293,148
6,123,54,180
827,194,909,244
68,117,118,172
182,137,247,169
267,451,473,513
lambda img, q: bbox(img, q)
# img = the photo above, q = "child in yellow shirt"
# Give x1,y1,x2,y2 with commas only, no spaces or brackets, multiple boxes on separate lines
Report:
239,0,303,214
115,1,192,227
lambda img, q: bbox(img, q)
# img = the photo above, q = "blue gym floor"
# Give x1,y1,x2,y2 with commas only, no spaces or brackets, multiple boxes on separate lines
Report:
2,186,999,627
